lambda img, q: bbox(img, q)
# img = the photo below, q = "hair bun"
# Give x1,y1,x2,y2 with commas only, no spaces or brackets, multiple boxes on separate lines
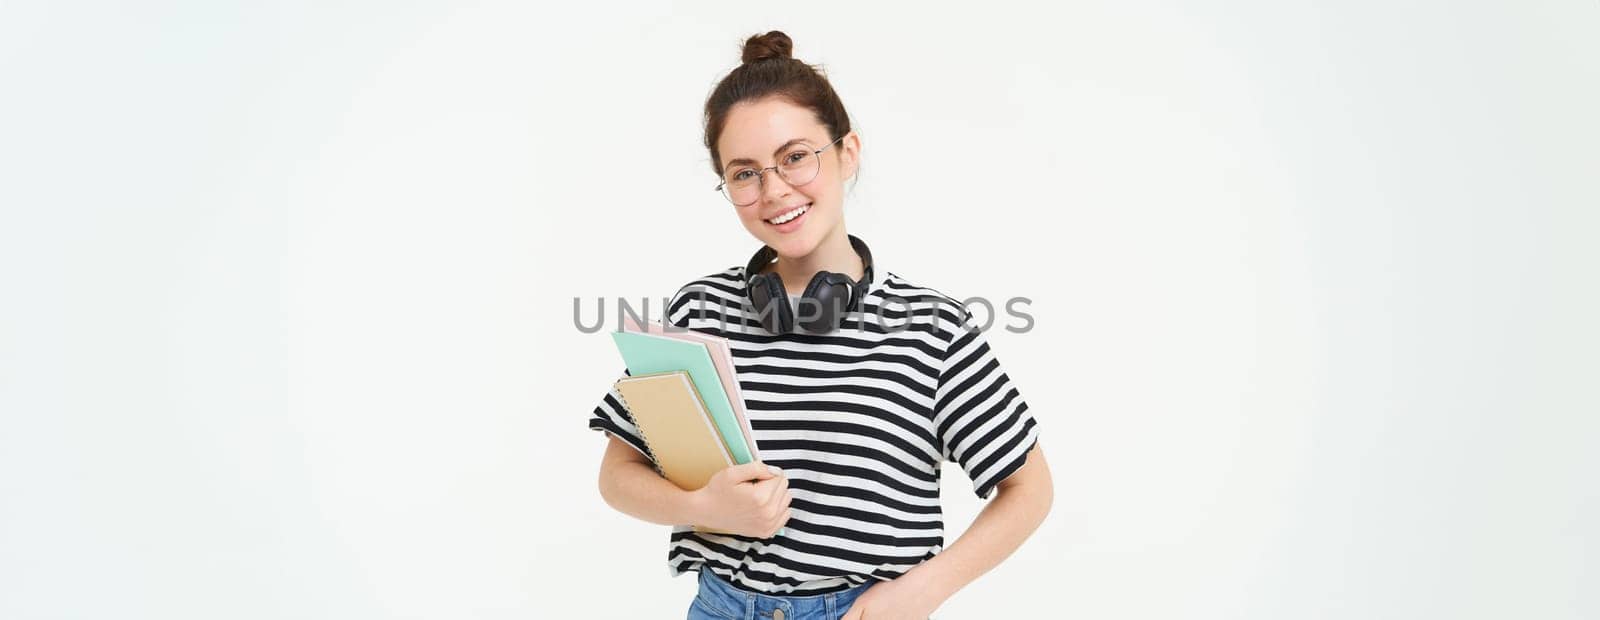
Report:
740,31,794,64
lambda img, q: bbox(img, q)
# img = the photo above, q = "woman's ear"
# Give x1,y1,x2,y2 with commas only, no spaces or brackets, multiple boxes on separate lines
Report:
838,130,862,180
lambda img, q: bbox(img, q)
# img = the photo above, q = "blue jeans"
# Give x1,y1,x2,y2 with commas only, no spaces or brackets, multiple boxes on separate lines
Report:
687,569,875,620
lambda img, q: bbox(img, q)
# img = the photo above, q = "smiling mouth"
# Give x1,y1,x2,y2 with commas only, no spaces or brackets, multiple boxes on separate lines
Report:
765,203,810,226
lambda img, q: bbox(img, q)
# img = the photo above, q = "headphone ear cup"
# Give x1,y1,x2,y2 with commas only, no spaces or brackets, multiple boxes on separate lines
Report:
750,272,793,333
798,271,853,333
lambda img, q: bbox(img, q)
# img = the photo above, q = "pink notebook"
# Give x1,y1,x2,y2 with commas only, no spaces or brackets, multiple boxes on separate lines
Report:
620,315,759,461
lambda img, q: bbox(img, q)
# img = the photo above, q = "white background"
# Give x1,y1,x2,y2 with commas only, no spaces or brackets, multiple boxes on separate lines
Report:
2,1,1596,618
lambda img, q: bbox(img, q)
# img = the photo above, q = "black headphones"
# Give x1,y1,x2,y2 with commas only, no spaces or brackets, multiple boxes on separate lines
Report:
744,234,876,334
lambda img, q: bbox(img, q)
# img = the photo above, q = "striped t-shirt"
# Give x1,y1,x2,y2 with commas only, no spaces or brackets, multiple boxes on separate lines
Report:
588,262,1041,595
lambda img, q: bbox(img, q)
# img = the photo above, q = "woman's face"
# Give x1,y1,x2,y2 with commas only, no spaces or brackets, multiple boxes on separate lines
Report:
717,96,859,259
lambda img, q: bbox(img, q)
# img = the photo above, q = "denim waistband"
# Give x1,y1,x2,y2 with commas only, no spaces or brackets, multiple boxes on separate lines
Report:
695,568,875,620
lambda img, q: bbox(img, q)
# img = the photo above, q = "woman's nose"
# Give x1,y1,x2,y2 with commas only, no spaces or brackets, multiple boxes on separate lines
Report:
759,168,796,202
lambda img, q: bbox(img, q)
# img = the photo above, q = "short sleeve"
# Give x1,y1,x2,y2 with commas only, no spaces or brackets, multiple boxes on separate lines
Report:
933,307,1041,499
588,367,655,459
586,284,702,458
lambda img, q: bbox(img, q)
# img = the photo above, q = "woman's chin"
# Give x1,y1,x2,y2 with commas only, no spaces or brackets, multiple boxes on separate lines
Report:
769,232,822,259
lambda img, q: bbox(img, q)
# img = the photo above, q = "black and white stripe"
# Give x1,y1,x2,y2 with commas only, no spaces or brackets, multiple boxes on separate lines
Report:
589,263,1040,595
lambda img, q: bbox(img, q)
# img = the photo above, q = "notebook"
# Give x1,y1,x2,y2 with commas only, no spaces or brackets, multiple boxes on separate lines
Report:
612,370,732,488
620,315,759,462
610,329,754,465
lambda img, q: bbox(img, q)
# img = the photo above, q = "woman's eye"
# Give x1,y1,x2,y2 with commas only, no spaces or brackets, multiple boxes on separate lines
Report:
732,169,755,181
785,151,808,165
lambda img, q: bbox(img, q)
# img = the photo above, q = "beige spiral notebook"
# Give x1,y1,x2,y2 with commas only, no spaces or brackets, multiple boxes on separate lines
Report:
613,370,736,535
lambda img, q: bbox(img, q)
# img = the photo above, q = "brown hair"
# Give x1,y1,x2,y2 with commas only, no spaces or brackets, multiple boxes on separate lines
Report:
703,31,854,177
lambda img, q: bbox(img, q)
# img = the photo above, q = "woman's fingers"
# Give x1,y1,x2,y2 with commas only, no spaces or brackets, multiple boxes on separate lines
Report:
766,472,789,504
767,508,792,537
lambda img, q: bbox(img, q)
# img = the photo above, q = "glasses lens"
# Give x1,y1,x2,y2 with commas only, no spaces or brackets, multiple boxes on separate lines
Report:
778,147,819,186
724,168,761,205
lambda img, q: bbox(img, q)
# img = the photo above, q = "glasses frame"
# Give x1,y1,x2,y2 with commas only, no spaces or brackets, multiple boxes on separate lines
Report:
714,134,847,206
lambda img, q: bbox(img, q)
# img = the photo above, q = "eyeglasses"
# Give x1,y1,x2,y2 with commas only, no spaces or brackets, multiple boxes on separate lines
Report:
714,134,846,207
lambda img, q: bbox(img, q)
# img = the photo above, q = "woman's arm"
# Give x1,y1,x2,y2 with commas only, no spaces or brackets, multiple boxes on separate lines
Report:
596,435,793,536
596,435,704,526
843,441,1054,619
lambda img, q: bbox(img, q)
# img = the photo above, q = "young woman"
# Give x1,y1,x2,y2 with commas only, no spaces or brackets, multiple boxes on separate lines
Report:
590,31,1053,620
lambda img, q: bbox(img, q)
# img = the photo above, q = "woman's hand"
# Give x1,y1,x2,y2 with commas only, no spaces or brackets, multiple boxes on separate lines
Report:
840,574,940,620
690,461,791,538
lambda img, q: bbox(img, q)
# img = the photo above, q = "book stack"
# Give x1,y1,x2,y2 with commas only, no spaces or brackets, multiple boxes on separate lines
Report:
610,317,764,535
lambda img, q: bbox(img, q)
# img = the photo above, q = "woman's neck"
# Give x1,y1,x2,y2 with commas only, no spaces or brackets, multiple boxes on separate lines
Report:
767,230,863,296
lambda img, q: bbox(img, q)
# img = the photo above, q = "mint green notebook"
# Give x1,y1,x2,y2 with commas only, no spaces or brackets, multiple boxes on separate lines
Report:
610,331,754,464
